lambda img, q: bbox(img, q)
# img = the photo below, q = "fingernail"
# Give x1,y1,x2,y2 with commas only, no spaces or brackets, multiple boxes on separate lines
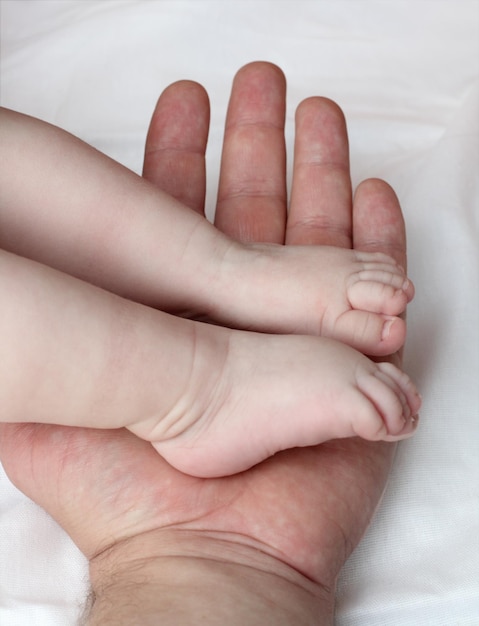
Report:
381,318,395,341
411,414,419,429
402,413,419,437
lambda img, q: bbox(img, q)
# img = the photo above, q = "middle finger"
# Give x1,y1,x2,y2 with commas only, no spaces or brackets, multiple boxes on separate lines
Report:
215,62,288,244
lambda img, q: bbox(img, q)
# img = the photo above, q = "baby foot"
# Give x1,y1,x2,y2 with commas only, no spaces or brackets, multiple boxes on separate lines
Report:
210,244,414,357
137,331,421,478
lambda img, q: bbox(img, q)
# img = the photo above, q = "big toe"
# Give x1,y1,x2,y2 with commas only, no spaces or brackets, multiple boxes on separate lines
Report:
331,311,406,356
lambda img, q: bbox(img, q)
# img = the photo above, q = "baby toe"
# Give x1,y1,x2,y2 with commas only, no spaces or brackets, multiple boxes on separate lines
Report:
354,360,421,441
376,361,422,416
358,265,407,287
383,412,419,441
355,372,409,438
332,311,406,356
348,279,410,315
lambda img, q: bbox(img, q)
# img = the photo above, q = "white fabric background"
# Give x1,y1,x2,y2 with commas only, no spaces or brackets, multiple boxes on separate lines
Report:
1,1,478,624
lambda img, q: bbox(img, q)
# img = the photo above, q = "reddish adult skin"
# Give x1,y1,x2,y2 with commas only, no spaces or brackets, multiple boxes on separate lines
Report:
0,62,408,619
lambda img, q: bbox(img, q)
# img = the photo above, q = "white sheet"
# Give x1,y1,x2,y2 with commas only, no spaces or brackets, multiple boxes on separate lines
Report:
1,1,478,624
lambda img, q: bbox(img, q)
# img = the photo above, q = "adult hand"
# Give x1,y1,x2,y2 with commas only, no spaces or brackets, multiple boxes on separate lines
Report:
0,62,407,624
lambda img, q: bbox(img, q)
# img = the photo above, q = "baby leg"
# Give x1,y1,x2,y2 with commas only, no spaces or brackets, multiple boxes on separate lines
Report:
211,243,414,356
1,109,413,356
135,331,421,478
1,247,419,477
0,248,207,432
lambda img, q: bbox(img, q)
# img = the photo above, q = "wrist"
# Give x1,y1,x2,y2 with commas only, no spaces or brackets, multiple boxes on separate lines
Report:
87,529,333,625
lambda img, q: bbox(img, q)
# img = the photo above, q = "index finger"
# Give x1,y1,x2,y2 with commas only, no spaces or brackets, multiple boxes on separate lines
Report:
143,80,210,215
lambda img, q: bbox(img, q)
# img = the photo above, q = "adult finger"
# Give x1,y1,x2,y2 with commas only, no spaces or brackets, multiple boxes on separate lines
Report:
353,178,408,269
287,97,352,248
215,62,288,243
143,80,210,214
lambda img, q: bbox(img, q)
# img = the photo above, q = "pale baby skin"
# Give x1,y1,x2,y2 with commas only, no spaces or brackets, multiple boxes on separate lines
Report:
0,108,420,477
